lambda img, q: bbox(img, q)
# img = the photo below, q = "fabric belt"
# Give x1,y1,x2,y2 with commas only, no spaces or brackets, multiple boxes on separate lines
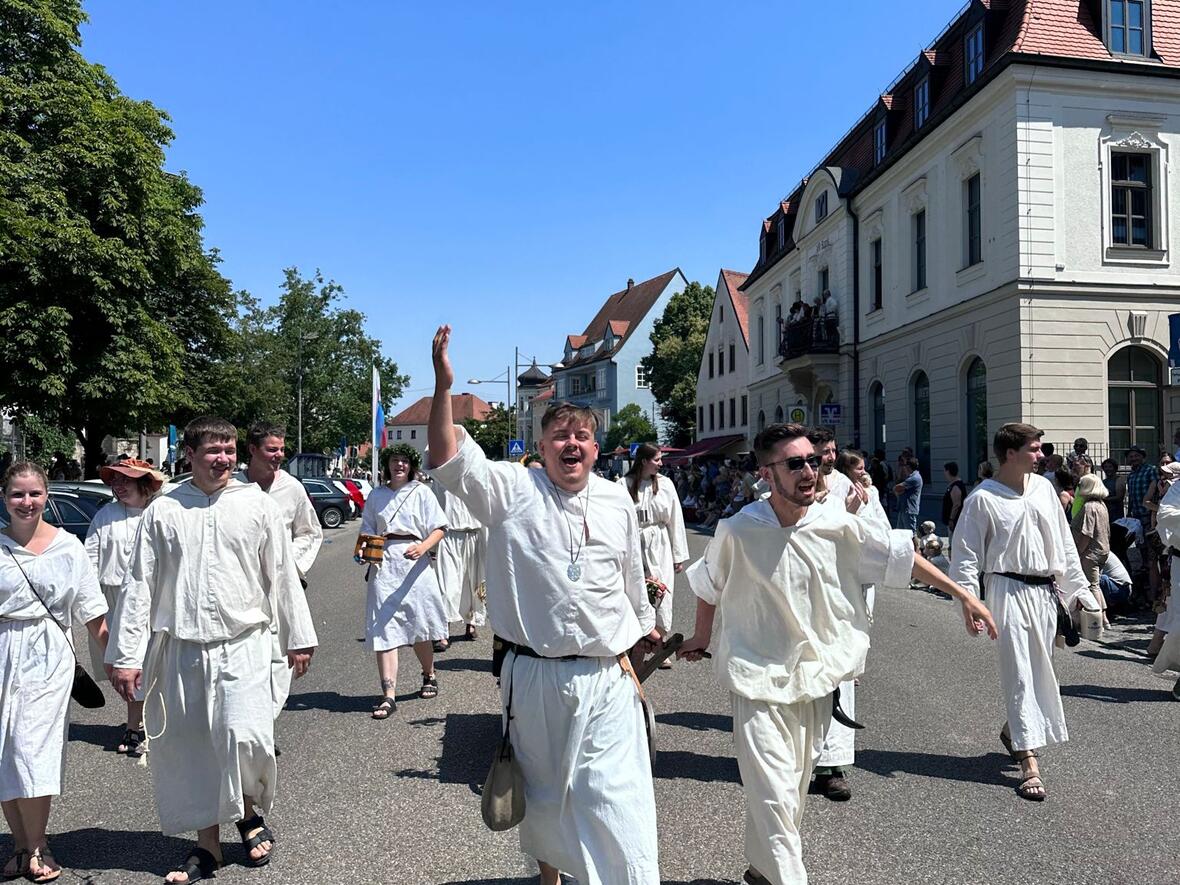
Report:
447,527,481,534
992,571,1054,586
383,533,421,542
502,640,586,662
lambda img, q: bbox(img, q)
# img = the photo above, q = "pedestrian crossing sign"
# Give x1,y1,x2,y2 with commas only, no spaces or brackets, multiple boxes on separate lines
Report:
508,439,525,457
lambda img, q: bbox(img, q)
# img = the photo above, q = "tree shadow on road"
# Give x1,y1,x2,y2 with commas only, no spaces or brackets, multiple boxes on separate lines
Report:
393,712,500,794
856,749,1013,788
653,749,740,784
656,711,733,732
0,828,190,877
1060,683,1173,703
1076,648,1151,664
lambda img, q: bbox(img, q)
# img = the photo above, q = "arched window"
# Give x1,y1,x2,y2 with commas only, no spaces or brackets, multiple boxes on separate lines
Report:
965,359,987,479
870,383,886,454
912,371,931,480
774,405,784,424
757,410,766,432
1109,345,1161,463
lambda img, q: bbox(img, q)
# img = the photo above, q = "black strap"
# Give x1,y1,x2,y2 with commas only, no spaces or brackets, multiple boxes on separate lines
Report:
3,543,82,669
993,571,1054,586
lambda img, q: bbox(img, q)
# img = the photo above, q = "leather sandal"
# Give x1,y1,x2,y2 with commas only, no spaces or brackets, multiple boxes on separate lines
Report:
27,848,60,884
164,846,220,883
1,849,29,881
1017,774,1046,801
235,814,275,868
371,697,396,719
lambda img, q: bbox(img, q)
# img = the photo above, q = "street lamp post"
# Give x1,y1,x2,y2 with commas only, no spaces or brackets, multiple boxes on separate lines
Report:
296,331,319,454
467,368,512,459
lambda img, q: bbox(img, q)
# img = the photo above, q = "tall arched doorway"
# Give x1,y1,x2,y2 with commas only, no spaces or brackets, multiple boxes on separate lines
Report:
1108,346,1161,463
965,358,987,478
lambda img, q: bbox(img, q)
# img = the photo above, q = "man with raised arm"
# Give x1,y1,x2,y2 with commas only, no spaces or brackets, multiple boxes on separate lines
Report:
950,422,1096,803
427,326,660,885
108,417,317,884
678,422,996,885
236,422,323,722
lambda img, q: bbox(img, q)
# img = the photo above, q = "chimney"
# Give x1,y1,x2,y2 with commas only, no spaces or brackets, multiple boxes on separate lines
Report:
626,278,634,292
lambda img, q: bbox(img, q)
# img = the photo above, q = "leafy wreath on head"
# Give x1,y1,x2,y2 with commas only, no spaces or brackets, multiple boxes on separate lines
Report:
381,443,422,480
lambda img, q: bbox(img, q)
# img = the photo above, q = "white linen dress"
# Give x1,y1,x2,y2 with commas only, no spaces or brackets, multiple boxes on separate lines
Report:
107,479,317,835
430,429,659,885
431,482,487,627
949,475,1094,751
85,501,143,694
361,482,448,650
1151,482,1180,673
0,530,106,800
620,476,689,634
687,499,914,885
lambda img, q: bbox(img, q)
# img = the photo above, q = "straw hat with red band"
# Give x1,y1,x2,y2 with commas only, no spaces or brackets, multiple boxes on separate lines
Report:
99,458,167,492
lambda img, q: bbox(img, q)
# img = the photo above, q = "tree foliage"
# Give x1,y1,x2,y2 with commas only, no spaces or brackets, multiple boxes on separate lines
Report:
462,404,514,460
0,0,237,474
639,281,715,446
605,403,658,453
207,268,409,454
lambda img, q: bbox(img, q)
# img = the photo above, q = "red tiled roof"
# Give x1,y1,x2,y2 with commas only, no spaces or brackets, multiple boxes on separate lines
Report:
533,388,554,404
391,393,492,425
721,269,750,347
744,0,1180,287
561,270,683,368
608,319,631,338
566,335,587,349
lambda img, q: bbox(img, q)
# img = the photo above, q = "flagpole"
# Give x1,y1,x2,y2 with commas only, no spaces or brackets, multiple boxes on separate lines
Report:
372,365,379,484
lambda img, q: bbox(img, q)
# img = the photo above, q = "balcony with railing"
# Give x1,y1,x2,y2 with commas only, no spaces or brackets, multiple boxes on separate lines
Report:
778,306,839,361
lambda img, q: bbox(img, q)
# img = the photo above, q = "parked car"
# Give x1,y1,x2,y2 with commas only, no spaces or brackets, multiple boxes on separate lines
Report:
0,488,112,541
49,480,116,502
300,477,351,529
351,477,374,499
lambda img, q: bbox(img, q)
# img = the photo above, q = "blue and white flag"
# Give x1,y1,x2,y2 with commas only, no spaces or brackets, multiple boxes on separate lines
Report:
372,366,384,480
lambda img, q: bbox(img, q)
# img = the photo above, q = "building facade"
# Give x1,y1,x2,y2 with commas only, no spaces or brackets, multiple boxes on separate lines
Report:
389,392,493,460
741,0,1180,498
551,269,688,444
693,269,751,457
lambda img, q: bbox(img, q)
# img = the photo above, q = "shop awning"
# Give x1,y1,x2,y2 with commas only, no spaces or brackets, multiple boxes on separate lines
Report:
665,433,747,464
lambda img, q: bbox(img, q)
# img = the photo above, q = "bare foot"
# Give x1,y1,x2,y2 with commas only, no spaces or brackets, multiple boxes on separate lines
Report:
27,847,61,883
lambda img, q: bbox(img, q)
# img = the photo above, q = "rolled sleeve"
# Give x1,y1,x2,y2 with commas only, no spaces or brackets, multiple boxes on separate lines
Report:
428,428,519,525
857,520,914,590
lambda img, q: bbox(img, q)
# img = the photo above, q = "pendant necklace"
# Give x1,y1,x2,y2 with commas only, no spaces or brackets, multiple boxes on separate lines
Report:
550,482,591,581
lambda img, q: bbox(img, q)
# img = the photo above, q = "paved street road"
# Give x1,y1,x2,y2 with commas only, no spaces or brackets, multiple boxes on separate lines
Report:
17,525,1180,884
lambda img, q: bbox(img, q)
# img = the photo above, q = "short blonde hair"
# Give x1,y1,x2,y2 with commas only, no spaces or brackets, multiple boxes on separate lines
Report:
1076,473,1108,502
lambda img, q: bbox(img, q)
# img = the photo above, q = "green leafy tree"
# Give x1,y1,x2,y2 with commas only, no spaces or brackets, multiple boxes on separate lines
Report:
206,268,408,454
15,414,76,469
463,404,514,459
640,281,715,446
0,0,238,475
605,403,658,453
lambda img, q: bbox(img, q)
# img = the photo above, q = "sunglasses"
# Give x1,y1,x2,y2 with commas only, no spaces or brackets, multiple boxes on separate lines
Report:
762,455,822,473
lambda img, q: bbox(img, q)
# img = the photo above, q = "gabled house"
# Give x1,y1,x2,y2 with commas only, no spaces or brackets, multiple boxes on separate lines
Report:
550,269,688,443
691,269,751,458
389,392,492,460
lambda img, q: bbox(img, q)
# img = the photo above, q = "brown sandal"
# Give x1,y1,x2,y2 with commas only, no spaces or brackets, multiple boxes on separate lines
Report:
27,848,60,883
1017,774,1046,801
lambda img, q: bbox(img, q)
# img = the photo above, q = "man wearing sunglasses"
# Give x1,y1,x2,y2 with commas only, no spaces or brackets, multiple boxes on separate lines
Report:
679,423,996,885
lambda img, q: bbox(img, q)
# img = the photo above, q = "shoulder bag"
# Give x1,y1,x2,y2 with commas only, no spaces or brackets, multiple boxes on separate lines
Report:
4,546,105,708
481,655,525,830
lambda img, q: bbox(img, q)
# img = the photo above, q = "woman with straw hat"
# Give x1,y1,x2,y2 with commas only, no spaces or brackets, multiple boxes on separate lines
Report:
359,444,448,719
86,458,165,756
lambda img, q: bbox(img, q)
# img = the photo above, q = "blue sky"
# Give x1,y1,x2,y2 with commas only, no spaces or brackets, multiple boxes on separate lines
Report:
81,0,959,411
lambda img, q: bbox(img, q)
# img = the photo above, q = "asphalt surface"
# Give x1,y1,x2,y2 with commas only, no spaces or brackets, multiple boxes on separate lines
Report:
16,524,1180,885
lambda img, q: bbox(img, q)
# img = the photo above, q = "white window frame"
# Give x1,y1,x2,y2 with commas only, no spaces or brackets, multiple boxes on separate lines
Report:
914,78,930,128
965,23,984,84
963,172,982,268
815,191,828,224
635,364,649,389
874,119,887,165
912,208,927,293
1100,125,1169,265
1106,0,1150,57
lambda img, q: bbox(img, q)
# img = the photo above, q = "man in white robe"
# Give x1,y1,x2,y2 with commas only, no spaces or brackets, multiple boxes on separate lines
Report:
236,422,323,720
431,480,487,642
806,428,860,801
950,422,1096,802
427,325,660,885
109,417,318,884
680,423,995,885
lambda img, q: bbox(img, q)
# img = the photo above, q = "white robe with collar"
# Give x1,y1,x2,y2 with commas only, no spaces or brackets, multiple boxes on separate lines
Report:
84,500,144,687
431,481,487,627
619,476,689,634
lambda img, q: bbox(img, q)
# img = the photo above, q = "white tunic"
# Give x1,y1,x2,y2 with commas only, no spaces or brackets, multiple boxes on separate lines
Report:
1152,483,1180,663
360,481,448,650
949,475,1090,751
107,479,318,834
431,482,487,626
84,501,144,686
0,530,106,801
619,476,688,634
430,429,658,885
689,498,913,706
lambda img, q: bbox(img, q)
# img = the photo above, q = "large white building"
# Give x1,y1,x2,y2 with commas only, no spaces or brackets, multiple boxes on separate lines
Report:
736,0,1180,497
688,269,751,460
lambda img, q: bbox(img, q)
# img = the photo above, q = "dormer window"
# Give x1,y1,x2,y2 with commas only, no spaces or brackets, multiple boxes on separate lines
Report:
815,192,828,224
776,218,786,249
914,77,930,128
874,119,887,165
1107,1,1149,56
965,23,985,84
